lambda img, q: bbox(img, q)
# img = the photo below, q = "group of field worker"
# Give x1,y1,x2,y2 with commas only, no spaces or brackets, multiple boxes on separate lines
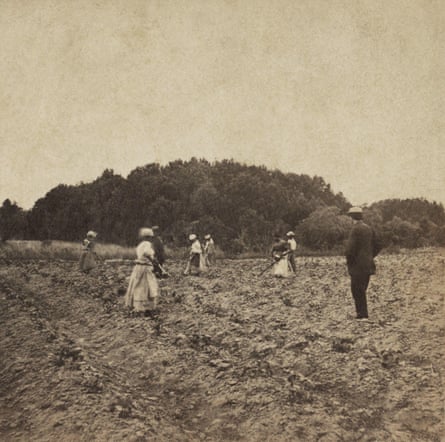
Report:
79,205,381,320
79,227,216,317
269,231,298,278
273,206,382,319
183,233,215,276
267,206,381,319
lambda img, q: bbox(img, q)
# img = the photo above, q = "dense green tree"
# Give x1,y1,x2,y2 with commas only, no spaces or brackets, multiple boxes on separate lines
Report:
367,199,445,249
382,217,422,248
296,206,353,250
0,199,27,241
370,198,445,226
0,159,440,252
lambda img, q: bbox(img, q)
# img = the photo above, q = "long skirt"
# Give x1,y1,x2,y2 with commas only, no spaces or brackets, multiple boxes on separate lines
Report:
273,257,290,278
190,253,200,268
199,254,207,272
124,264,159,312
79,250,96,272
204,252,215,267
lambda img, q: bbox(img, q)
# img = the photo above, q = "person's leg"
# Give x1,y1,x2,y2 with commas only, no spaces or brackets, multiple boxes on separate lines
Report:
290,253,296,273
351,274,369,318
360,274,370,317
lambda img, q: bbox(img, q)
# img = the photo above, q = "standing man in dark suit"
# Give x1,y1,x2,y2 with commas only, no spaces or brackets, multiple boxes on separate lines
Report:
346,207,382,319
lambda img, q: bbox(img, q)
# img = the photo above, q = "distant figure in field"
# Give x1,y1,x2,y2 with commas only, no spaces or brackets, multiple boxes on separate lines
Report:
151,226,168,278
345,207,382,319
79,231,98,273
125,228,159,317
286,231,297,274
183,234,203,276
203,234,216,267
271,234,290,278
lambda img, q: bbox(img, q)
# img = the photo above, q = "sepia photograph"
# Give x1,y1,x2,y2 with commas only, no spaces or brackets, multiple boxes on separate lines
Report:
1,0,444,440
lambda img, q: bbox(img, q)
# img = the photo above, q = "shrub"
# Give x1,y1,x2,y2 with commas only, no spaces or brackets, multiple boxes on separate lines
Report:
296,206,353,250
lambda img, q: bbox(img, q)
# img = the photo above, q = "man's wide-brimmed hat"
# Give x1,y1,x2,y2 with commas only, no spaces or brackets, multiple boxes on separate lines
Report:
87,231,97,238
189,233,197,241
204,234,211,239
348,206,363,215
286,231,295,237
139,227,154,238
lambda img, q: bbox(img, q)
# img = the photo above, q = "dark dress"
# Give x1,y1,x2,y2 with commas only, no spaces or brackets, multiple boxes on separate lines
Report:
79,239,97,273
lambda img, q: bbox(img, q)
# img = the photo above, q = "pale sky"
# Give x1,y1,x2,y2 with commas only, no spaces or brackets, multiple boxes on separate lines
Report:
1,0,444,209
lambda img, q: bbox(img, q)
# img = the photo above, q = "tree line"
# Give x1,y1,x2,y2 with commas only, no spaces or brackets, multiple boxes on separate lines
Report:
1,158,444,252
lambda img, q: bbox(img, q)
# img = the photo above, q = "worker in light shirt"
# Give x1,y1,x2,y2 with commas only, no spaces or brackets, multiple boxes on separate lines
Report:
184,234,203,276
286,231,297,274
203,234,216,267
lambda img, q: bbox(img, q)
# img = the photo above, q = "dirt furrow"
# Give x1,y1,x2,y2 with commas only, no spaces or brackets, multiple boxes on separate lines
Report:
1,250,444,441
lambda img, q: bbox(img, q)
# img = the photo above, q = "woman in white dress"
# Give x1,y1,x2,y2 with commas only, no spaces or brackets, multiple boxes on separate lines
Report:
125,228,159,316
184,234,206,275
271,235,290,278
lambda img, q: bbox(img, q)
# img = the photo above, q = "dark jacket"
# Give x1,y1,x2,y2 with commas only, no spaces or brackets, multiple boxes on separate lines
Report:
152,236,166,265
345,221,381,276
271,239,288,254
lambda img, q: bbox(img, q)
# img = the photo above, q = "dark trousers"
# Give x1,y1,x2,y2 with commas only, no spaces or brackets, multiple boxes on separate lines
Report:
350,273,370,318
288,252,296,273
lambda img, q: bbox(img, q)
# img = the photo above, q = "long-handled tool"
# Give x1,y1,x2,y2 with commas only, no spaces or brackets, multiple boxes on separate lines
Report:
258,260,277,276
183,256,192,275
258,250,291,276
155,262,170,278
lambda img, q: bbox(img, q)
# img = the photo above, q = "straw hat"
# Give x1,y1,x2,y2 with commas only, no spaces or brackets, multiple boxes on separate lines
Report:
139,227,154,238
348,207,363,215
87,231,97,238
204,234,211,239
189,233,197,241
286,231,295,237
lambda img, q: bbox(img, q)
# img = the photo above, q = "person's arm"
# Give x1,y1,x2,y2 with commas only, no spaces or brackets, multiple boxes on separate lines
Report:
372,229,383,257
345,228,358,266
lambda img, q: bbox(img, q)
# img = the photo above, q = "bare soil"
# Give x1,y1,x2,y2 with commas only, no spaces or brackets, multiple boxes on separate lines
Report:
0,249,444,441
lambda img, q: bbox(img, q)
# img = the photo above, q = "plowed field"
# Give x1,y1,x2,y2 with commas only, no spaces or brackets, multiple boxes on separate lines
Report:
0,249,444,441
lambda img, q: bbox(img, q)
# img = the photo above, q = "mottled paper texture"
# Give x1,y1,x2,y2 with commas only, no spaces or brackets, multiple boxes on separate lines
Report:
0,0,444,207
